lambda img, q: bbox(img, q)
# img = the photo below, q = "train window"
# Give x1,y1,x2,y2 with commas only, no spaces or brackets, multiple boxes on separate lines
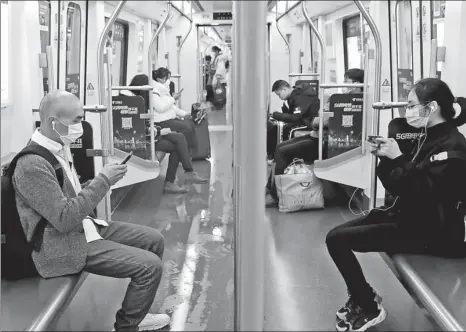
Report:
343,15,367,71
395,0,414,102
38,0,51,96
105,18,129,86
431,0,445,77
1,1,9,105
65,2,81,98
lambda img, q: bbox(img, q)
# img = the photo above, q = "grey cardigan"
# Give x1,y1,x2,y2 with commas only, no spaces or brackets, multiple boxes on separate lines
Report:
13,143,111,278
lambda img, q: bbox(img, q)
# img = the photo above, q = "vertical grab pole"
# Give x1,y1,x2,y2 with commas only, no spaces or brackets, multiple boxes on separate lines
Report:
429,39,438,78
233,1,267,330
361,46,370,154
105,46,115,157
175,2,193,109
97,0,126,221
302,2,325,160
354,1,383,210
148,2,171,162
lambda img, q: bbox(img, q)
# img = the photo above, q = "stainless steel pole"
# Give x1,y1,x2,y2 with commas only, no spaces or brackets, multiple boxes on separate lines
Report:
233,1,267,330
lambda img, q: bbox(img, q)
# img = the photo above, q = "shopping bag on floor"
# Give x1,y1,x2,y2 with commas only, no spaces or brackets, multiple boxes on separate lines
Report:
274,158,324,212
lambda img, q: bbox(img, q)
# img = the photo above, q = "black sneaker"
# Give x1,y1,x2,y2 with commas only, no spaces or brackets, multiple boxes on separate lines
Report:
336,291,382,321
336,304,387,332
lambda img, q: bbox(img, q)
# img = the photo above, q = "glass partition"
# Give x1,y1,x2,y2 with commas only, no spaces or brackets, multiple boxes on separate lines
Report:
395,0,414,102
65,2,81,98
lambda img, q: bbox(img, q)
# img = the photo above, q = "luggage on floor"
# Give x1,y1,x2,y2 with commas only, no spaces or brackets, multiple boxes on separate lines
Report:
212,81,226,108
274,158,324,213
190,116,211,160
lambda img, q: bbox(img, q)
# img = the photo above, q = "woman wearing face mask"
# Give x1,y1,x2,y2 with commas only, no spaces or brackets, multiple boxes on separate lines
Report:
128,74,208,193
150,67,198,154
325,78,466,332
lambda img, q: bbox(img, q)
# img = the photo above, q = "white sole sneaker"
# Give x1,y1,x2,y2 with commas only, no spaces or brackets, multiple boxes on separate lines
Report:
336,306,387,332
111,313,170,332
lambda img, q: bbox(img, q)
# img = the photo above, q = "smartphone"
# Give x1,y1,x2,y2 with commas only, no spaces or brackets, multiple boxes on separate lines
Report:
178,88,184,94
367,135,383,144
120,151,134,165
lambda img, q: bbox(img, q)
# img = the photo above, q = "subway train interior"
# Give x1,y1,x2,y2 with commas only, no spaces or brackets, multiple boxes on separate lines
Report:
1,0,466,331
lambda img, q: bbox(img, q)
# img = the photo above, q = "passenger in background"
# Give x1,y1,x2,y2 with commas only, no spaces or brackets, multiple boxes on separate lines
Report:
150,68,198,154
204,55,212,88
343,68,364,93
129,74,208,191
269,80,318,141
265,80,322,207
326,78,466,332
13,90,170,331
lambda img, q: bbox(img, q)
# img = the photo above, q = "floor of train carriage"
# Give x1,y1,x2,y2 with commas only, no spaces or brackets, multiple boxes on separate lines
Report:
53,130,436,331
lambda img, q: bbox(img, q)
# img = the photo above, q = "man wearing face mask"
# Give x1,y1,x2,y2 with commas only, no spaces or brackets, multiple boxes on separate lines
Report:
13,90,171,331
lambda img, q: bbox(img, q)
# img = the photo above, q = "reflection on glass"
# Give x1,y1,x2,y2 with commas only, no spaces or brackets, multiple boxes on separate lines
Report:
65,2,81,98
396,0,414,102
343,15,370,71
1,1,9,103
38,0,51,95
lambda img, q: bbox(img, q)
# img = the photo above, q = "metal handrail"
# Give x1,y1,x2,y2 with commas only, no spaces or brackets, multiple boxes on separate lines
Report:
320,83,365,89
289,72,319,77
148,2,171,162
276,1,293,73
173,0,193,109
430,39,438,78
33,105,107,113
96,1,127,222
302,1,325,160
373,101,408,109
354,0,382,210
276,0,302,21
112,85,154,91
45,46,55,91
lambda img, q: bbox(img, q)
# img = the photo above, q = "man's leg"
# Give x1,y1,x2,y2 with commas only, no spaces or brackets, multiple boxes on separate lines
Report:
84,221,167,331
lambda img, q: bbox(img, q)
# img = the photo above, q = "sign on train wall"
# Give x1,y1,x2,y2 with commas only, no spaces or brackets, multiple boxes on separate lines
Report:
112,95,148,159
327,94,363,159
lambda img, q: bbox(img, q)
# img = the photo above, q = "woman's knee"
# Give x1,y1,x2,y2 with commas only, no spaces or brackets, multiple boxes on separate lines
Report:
326,226,344,249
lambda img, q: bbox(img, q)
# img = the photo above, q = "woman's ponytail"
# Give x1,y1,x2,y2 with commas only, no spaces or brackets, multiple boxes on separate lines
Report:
454,97,466,127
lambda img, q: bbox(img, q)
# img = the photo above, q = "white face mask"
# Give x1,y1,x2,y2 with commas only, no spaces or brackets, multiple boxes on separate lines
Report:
164,79,171,87
405,106,430,128
53,119,84,145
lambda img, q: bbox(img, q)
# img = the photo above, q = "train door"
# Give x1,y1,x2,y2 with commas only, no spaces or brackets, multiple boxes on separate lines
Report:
390,0,415,116
429,0,446,78
58,1,87,101
105,18,129,87
38,0,59,96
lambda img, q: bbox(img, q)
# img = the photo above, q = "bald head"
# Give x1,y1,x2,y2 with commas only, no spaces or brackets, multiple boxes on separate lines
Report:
38,90,84,144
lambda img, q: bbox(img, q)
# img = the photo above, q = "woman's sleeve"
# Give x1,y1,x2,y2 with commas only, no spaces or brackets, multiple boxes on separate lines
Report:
152,92,175,113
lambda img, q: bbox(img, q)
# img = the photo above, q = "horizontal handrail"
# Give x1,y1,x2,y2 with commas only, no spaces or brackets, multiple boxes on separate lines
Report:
111,85,153,91
170,0,193,22
320,83,365,89
289,72,319,77
32,105,107,113
276,0,302,21
372,101,408,109
169,74,181,78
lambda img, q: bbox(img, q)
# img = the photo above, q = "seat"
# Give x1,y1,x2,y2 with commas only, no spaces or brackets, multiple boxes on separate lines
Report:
381,252,466,331
1,273,88,331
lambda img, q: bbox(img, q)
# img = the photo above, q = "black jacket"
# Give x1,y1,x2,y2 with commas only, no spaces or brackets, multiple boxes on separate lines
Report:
272,84,320,129
376,121,466,246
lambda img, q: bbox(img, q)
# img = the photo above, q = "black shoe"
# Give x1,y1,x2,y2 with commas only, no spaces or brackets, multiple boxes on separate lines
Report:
336,304,387,332
336,291,382,322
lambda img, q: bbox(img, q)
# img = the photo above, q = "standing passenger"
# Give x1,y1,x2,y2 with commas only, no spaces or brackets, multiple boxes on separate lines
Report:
326,79,466,331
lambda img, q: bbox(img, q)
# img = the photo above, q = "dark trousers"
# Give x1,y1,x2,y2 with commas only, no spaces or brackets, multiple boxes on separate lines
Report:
157,118,197,152
325,212,463,310
155,132,193,183
267,120,278,159
266,135,319,198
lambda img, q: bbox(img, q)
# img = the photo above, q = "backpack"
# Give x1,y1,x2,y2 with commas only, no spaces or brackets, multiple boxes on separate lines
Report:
1,144,64,281
213,81,226,108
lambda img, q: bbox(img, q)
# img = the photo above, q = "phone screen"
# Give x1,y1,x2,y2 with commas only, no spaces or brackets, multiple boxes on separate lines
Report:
179,88,184,94
367,136,382,144
121,151,134,165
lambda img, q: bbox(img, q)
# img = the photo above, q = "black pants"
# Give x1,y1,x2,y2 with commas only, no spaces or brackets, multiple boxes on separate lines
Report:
267,120,278,159
266,135,319,198
155,132,193,183
325,212,462,309
157,118,197,152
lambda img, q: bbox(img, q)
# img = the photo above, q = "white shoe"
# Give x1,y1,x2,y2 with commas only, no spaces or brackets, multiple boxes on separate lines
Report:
112,313,170,331
139,313,170,331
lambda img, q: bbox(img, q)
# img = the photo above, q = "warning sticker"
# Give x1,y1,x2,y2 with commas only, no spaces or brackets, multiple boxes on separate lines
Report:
86,82,95,96
382,79,390,86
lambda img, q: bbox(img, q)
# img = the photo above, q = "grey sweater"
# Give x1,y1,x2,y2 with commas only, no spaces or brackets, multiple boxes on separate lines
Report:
13,144,111,278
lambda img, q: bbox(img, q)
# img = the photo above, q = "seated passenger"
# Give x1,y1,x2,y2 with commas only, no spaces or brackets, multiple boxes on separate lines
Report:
326,78,466,332
343,68,364,93
13,90,170,331
150,68,198,153
129,74,208,192
269,80,318,141
265,82,322,207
